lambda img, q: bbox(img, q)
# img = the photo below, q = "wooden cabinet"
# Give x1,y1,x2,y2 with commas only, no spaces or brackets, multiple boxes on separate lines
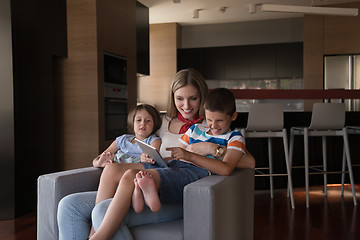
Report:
177,48,202,73
202,47,225,79
249,44,277,79
276,42,303,78
224,46,251,79
178,42,303,80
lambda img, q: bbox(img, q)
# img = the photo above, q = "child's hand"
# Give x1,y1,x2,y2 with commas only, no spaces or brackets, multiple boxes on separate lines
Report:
140,153,155,164
98,152,114,167
166,147,190,160
186,142,224,156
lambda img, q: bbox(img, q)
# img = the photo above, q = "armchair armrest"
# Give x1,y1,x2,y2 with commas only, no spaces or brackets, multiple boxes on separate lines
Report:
183,168,254,240
37,167,102,240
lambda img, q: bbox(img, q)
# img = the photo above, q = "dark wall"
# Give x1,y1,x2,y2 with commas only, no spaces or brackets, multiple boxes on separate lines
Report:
11,0,67,216
136,1,149,75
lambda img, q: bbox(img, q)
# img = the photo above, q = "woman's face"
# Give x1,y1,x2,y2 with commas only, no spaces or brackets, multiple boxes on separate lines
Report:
133,109,154,140
174,84,201,120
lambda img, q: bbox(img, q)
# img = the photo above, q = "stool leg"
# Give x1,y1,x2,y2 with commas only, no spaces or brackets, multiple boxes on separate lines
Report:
268,137,274,199
304,129,310,208
288,129,295,198
283,129,295,209
322,136,327,196
341,144,346,196
343,129,357,206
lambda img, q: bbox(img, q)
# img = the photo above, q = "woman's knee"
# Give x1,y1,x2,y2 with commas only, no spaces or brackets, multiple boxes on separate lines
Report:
57,192,96,221
92,199,112,230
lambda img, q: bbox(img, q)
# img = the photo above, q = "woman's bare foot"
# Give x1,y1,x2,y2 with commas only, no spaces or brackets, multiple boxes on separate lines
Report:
132,177,145,213
136,171,161,212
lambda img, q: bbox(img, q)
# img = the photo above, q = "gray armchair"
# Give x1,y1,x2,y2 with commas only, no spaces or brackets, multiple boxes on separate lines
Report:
37,167,254,240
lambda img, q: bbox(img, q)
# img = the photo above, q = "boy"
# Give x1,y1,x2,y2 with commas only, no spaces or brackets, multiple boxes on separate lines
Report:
132,87,246,213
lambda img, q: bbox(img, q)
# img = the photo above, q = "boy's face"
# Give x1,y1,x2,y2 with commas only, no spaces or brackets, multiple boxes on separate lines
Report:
205,110,237,135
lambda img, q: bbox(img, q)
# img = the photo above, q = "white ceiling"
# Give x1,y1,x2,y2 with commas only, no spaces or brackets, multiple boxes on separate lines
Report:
138,0,359,26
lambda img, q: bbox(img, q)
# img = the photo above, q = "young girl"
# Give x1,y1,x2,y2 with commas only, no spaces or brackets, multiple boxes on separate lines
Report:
93,104,162,168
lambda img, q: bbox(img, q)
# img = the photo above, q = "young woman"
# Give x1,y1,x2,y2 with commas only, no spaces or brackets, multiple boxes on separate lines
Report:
90,88,247,240
57,69,219,240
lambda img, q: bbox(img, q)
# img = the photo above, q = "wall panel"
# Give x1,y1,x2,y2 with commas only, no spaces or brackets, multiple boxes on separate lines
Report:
57,0,137,170
138,23,179,111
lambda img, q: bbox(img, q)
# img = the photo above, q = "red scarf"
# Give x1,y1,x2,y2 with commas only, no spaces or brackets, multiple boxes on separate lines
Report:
177,112,204,134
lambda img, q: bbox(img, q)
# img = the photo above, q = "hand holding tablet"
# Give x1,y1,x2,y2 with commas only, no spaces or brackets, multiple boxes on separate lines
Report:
135,138,167,168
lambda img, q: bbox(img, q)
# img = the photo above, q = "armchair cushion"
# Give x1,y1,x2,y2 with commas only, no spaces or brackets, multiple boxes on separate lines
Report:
37,167,254,240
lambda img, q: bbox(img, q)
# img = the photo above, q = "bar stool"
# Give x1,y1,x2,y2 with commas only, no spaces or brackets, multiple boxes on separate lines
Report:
289,103,357,208
241,103,295,209
341,126,360,198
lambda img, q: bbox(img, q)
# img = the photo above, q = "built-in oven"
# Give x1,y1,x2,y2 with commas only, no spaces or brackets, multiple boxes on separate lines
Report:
104,94,127,140
104,52,128,140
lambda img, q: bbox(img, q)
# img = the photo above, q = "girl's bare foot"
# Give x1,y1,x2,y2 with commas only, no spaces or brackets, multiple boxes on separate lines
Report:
132,177,145,213
136,171,161,212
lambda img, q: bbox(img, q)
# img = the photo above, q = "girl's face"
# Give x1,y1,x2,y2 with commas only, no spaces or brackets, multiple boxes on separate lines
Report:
133,109,154,140
174,84,201,120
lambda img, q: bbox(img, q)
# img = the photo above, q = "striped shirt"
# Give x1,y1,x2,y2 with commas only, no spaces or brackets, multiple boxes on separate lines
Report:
179,124,246,160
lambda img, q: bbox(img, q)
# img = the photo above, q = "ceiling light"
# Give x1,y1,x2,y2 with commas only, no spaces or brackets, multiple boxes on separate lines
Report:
193,9,200,18
249,4,256,14
219,7,227,13
261,4,358,16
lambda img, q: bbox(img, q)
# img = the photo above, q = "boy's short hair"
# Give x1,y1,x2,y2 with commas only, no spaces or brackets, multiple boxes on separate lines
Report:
127,104,161,135
204,88,236,116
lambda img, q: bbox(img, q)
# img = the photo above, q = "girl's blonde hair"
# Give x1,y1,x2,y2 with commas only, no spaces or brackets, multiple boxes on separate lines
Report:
127,104,161,135
166,68,208,118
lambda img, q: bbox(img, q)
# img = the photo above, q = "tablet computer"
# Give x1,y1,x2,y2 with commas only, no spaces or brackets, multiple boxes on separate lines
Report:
135,138,167,168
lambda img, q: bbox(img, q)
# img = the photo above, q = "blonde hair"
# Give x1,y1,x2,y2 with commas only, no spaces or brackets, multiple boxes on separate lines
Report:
127,104,161,135
166,68,208,118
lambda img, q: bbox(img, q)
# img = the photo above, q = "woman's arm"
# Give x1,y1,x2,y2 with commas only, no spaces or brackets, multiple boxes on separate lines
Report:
167,145,243,176
92,140,118,167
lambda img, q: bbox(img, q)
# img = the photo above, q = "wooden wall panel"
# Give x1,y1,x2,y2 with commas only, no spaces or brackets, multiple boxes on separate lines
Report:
58,0,98,170
138,23,179,111
303,15,324,110
324,2,360,55
303,2,360,111
57,0,136,170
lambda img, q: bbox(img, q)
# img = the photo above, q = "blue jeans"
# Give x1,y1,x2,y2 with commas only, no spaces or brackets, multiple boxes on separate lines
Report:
57,191,183,240
92,199,183,240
